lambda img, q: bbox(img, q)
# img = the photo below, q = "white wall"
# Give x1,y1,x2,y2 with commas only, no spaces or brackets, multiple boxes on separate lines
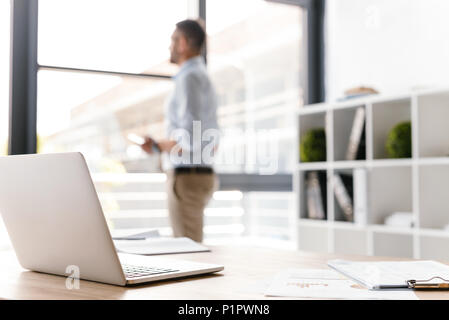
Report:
325,0,449,101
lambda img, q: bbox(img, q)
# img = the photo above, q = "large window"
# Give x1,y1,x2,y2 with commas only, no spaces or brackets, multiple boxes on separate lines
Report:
34,0,305,244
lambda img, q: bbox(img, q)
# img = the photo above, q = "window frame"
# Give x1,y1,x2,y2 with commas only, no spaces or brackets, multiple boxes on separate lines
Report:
9,0,325,192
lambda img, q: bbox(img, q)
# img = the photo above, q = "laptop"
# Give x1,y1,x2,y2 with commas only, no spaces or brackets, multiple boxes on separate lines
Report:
0,152,223,286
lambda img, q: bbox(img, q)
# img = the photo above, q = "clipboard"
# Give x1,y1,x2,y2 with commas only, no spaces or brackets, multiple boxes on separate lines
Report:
407,276,449,289
328,259,449,290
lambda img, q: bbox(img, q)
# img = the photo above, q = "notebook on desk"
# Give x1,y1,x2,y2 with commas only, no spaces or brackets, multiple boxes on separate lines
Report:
328,259,449,290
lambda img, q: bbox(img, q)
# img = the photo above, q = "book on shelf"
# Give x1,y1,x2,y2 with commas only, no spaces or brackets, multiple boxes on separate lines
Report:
306,171,326,220
345,107,366,161
333,173,354,222
356,123,366,160
353,168,368,225
337,86,379,102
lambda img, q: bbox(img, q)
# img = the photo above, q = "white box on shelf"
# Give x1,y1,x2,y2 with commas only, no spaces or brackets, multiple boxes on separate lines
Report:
384,212,413,228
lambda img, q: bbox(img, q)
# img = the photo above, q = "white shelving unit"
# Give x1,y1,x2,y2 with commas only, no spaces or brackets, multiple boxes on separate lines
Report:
294,88,449,260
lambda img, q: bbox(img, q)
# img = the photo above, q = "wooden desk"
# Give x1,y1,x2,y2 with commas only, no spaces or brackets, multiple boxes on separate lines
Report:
0,245,448,300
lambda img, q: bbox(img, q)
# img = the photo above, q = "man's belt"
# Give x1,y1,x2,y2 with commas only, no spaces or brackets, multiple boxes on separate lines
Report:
174,167,214,174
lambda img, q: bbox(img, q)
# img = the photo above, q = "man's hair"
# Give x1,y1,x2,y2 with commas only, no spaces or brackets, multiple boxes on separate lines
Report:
175,19,206,53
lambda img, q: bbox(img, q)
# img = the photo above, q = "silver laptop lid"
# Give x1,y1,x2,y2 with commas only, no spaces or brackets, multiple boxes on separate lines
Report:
0,152,126,286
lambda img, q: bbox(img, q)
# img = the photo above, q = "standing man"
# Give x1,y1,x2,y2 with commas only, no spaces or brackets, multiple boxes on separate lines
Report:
142,19,219,243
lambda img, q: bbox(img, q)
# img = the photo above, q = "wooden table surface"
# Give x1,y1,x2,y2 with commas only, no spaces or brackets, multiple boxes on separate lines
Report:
0,245,448,300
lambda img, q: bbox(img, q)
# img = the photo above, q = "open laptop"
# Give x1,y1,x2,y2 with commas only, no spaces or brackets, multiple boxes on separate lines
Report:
0,152,223,286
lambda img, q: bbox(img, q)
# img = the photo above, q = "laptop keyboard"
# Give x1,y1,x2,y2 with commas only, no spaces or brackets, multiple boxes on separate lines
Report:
122,264,179,278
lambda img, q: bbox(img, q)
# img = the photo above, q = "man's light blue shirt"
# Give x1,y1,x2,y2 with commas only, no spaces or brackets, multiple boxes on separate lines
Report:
163,56,219,169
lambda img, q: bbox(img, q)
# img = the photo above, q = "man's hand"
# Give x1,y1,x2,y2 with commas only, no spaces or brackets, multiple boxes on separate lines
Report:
157,139,178,153
141,136,157,154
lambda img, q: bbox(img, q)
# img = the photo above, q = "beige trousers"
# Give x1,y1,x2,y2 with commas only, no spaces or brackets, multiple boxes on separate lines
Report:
166,170,218,242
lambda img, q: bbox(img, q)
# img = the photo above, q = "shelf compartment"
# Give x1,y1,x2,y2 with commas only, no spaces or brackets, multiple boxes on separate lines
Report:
373,232,414,258
333,227,367,255
372,98,412,160
419,165,449,229
298,170,327,220
333,106,366,161
298,112,328,163
417,91,449,158
332,169,354,223
368,166,413,225
298,224,329,253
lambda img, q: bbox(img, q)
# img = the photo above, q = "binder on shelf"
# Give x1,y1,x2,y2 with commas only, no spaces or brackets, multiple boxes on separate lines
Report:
333,173,353,222
353,168,368,225
345,107,366,161
306,171,326,220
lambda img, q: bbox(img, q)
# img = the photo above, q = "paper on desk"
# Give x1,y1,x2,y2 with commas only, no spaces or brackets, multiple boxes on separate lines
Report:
114,237,209,255
111,229,160,240
328,259,449,289
264,269,417,300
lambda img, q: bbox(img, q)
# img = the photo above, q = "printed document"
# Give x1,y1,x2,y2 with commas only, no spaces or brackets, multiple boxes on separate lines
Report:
264,269,417,299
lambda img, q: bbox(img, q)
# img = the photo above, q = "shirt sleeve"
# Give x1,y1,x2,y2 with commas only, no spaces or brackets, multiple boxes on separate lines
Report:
174,73,203,152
